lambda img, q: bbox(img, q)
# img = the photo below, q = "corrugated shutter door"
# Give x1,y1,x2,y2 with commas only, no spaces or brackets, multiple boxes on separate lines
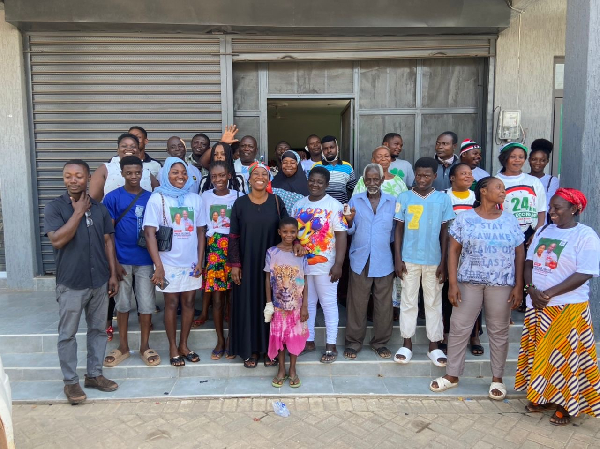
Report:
26,34,223,274
232,36,494,61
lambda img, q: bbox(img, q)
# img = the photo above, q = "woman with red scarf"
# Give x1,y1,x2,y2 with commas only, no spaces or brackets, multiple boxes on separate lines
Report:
516,188,600,426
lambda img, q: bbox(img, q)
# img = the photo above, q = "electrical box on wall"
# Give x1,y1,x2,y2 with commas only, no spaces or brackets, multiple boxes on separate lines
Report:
497,110,521,141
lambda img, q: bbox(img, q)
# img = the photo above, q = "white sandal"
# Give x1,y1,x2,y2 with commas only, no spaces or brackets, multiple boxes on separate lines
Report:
427,349,447,367
489,382,507,401
394,347,413,364
429,376,459,392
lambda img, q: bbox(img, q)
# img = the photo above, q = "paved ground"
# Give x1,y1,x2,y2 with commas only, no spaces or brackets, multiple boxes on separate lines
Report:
12,396,599,448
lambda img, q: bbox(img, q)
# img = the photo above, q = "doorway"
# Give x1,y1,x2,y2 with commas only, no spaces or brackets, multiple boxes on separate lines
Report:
266,99,353,163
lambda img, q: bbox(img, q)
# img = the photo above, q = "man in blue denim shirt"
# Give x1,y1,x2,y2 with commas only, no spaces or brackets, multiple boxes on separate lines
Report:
343,164,396,360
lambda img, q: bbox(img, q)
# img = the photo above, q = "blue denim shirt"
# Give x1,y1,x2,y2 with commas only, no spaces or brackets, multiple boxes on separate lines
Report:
347,192,396,277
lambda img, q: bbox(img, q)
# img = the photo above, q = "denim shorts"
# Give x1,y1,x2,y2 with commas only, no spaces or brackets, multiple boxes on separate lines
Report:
114,264,156,314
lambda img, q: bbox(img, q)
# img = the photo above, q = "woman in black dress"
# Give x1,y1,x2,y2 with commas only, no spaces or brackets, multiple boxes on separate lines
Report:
227,161,288,368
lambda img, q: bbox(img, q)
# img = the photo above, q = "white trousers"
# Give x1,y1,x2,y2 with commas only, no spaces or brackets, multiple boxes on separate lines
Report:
307,274,339,345
399,262,443,342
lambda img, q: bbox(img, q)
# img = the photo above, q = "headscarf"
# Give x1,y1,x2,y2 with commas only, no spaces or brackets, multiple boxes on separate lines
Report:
248,161,273,193
459,139,481,156
555,188,587,213
154,157,194,206
272,150,309,196
500,142,528,155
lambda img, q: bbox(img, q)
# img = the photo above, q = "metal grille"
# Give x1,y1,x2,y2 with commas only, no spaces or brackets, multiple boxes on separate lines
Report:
26,34,223,274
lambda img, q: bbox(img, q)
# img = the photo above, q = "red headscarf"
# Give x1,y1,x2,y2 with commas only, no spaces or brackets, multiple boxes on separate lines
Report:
555,188,587,212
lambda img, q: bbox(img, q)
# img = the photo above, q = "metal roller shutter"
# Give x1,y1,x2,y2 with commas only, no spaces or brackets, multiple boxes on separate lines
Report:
232,36,494,61
25,33,223,274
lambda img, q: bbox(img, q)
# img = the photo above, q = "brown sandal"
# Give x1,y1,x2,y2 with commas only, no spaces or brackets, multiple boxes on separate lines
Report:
140,349,161,366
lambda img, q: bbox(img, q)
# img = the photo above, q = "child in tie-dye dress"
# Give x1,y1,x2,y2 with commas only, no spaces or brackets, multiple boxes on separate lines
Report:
264,217,309,388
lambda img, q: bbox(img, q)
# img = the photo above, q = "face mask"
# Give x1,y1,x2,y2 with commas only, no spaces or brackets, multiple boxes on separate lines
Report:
323,148,338,162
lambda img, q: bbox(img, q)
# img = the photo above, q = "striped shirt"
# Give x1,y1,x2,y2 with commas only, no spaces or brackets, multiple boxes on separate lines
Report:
312,160,357,204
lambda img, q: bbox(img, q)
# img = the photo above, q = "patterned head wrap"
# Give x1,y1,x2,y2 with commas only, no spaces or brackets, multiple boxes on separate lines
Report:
459,139,481,156
248,161,273,193
500,142,528,155
555,188,587,213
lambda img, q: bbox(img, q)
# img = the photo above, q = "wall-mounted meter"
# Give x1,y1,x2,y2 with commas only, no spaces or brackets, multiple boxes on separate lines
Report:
497,109,522,141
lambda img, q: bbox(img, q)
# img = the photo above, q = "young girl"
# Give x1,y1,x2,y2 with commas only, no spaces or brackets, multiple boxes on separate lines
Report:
199,161,242,358
264,217,309,388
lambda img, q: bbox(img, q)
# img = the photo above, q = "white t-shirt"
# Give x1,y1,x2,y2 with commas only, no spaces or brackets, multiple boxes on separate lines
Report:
496,172,547,232
472,166,490,181
539,173,560,224
389,159,414,188
142,192,206,268
526,223,600,306
444,188,476,215
201,189,242,237
158,162,202,195
292,194,348,276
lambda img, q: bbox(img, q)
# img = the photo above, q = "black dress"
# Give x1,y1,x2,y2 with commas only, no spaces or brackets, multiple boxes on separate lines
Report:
227,193,287,360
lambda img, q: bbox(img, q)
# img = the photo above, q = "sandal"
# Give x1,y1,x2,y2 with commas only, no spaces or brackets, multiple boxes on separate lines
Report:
525,403,556,413
224,351,236,360
343,348,358,359
470,344,485,356
320,350,337,364
180,351,200,363
394,347,413,364
243,357,257,369
264,356,279,367
211,349,225,360
192,317,206,328
106,326,114,342
271,375,287,388
103,349,130,367
488,381,507,401
289,375,301,388
141,349,161,367
372,346,392,359
429,376,459,392
549,410,571,426
427,349,447,367
170,355,185,367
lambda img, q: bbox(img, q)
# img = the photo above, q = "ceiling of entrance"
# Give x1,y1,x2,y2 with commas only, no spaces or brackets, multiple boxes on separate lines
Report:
268,99,349,118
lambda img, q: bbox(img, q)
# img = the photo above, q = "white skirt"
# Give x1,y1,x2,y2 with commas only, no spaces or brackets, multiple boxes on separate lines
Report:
158,264,202,293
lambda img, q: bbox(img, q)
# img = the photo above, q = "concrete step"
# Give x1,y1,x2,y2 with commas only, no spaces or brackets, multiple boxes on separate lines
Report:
0,324,526,355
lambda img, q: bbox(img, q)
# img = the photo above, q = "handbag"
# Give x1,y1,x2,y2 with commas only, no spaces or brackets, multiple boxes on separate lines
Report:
137,194,173,252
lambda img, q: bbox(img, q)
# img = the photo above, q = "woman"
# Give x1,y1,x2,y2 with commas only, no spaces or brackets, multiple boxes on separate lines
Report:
528,138,559,223
143,157,206,367
430,177,525,400
516,188,600,426
200,142,246,194
227,162,291,368
353,146,407,197
440,163,484,356
271,150,309,212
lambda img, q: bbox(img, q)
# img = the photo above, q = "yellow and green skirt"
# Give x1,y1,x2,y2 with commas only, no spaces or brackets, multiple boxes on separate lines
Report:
515,302,600,417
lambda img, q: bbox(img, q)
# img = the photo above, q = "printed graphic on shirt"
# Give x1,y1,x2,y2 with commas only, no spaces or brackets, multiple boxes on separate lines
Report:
209,204,232,230
532,238,566,272
502,185,538,227
170,207,195,235
296,207,345,266
452,204,474,213
389,167,405,180
135,205,145,235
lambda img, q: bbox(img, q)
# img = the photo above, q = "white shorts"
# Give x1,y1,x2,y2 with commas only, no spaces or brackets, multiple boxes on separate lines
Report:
159,264,202,293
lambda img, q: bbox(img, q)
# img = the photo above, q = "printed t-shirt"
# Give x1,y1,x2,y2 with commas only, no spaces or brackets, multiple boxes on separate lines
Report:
389,159,415,188
292,194,348,276
449,209,524,285
496,172,547,232
202,189,241,237
142,192,206,268
444,188,476,215
263,246,307,310
103,187,153,266
527,223,600,306
394,189,455,266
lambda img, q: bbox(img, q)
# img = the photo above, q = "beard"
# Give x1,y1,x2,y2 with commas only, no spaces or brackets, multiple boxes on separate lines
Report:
366,187,380,195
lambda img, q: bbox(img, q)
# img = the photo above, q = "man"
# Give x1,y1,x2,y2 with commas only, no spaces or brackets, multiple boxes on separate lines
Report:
343,163,396,360
459,139,489,185
159,136,202,193
102,156,160,369
234,135,259,184
433,131,460,191
187,133,211,176
217,208,230,228
181,209,194,230
313,135,357,204
383,133,414,188
274,140,291,172
301,134,322,173
44,160,120,404
128,126,162,178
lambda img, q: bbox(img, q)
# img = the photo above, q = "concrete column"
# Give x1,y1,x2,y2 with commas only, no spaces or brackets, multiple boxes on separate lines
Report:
561,0,600,336
0,8,38,289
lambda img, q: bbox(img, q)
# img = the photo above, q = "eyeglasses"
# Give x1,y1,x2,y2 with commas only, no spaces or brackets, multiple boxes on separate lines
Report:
85,211,93,227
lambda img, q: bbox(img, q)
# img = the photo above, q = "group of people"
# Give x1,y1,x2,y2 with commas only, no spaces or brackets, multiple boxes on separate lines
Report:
46,125,600,427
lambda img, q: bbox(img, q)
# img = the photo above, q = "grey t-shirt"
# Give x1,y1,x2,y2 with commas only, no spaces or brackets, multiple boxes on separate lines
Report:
44,193,114,290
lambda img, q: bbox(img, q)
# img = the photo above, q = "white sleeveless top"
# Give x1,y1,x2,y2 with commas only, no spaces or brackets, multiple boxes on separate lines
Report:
103,156,152,195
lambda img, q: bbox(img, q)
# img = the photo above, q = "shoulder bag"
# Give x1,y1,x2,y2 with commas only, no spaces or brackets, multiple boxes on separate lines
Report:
137,194,173,252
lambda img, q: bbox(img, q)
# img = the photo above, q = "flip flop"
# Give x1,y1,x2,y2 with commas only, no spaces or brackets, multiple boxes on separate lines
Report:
427,349,447,367
429,376,459,392
488,382,507,401
271,375,287,388
211,349,225,360
170,355,185,367
289,375,301,388
470,344,485,356
372,346,392,359
320,350,337,364
140,349,161,367
394,347,413,364
103,349,130,367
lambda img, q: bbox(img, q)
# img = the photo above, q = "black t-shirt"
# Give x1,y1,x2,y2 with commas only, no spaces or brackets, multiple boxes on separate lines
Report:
44,193,114,290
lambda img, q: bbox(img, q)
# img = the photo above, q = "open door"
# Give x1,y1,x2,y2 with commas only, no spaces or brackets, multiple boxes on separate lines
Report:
340,100,354,166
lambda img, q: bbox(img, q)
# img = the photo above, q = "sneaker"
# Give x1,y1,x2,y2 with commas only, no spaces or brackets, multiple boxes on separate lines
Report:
84,374,119,392
64,383,87,404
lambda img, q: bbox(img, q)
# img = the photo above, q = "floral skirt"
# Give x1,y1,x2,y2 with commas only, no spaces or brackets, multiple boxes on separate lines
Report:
203,233,231,292
515,302,600,417
268,308,309,360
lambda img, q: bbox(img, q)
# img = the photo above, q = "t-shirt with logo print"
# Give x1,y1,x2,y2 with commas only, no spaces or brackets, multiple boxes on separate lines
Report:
496,172,547,232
